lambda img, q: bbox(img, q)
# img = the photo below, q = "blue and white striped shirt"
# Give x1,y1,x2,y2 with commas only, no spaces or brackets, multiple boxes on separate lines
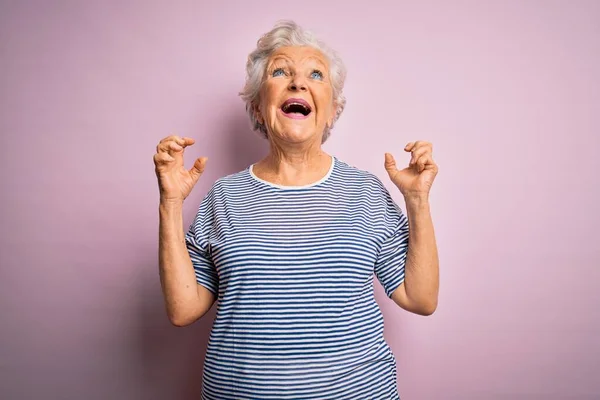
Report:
185,155,410,400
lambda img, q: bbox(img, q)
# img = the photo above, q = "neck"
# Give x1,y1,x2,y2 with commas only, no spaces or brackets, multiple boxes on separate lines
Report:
253,141,332,187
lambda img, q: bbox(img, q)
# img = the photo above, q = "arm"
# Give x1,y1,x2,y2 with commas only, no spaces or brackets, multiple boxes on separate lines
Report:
391,194,439,315
159,200,216,326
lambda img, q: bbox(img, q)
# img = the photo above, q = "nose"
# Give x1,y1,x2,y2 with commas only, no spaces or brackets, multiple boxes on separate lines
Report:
288,77,307,91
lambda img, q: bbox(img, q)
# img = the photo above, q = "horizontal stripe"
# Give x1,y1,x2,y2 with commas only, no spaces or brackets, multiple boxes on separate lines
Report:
185,155,409,399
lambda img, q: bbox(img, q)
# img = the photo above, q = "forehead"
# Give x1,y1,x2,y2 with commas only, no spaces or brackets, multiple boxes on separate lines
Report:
268,46,329,68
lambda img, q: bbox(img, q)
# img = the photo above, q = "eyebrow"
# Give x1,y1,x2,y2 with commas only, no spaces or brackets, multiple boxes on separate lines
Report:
306,57,327,70
268,55,328,70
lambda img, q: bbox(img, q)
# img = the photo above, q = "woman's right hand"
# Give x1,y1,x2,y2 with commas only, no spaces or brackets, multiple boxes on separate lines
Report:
154,135,208,204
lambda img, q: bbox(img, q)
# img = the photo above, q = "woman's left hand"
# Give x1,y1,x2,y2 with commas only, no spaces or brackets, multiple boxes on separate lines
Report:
384,141,438,198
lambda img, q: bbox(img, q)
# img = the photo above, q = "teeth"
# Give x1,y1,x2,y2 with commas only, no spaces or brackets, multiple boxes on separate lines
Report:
283,103,309,113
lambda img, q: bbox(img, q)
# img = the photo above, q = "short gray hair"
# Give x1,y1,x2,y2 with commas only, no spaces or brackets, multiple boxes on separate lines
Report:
239,20,347,144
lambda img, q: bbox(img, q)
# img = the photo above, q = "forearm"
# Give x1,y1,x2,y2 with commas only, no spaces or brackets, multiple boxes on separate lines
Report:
403,194,439,313
158,200,201,325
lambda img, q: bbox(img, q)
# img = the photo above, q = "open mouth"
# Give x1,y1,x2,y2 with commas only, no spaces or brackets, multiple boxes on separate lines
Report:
280,98,312,117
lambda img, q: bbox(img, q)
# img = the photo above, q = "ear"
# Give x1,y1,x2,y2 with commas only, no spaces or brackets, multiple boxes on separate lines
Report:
327,100,337,128
253,102,264,125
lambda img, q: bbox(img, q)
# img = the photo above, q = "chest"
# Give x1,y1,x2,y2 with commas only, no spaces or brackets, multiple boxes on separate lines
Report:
206,192,384,288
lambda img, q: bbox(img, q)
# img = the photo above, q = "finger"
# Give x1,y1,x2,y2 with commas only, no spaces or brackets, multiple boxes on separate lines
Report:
159,134,184,145
189,157,208,183
178,137,195,147
412,140,432,149
414,154,433,172
158,135,194,148
157,140,185,155
157,141,179,155
157,140,172,153
406,141,432,155
153,152,175,166
410,147,430,165
384,153,398,174
169,141,183,152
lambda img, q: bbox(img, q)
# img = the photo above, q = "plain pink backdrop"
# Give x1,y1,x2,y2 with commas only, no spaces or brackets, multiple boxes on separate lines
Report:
1,1,599,399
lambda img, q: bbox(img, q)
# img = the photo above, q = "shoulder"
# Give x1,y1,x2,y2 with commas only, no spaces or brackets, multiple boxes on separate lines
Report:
189,169,247,213
334,157,403,232
333,157,390,194
335,156,401,204
206,167,252,196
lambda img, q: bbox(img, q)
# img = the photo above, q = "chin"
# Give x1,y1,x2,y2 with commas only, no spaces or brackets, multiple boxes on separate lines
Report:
270,122,318,141
278,128,318,142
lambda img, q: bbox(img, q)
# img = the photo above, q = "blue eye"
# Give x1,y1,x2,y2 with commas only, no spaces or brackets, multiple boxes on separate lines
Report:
310,70,323,80
272,68,285,77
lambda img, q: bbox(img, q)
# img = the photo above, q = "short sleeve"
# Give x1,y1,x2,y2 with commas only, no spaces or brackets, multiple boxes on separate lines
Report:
185,187,219,297
374,186,410,299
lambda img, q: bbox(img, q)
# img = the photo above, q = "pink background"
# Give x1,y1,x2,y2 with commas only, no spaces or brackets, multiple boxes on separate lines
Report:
1,1,599,399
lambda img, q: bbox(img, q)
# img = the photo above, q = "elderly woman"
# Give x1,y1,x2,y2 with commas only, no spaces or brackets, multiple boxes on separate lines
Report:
154,20,439,400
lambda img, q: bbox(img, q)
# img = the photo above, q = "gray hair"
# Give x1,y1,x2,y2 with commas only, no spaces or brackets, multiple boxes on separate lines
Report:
239,20,347,144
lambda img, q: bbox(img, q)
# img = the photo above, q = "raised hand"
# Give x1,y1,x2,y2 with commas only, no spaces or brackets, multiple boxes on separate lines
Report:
384,141,438,198
153,135,208,204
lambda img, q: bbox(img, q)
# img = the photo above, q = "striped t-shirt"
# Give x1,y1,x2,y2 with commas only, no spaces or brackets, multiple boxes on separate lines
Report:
185,154,410,400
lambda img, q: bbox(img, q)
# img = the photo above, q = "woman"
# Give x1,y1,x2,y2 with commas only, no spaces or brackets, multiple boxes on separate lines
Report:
155,20,439,400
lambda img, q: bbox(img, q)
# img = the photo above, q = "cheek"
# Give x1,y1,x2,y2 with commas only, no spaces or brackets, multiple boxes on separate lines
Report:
261,83,284,115
320,102,336,127
315,90,334,117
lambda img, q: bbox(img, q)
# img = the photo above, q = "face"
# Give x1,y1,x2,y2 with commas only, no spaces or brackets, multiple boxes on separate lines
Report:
255,46,336,143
